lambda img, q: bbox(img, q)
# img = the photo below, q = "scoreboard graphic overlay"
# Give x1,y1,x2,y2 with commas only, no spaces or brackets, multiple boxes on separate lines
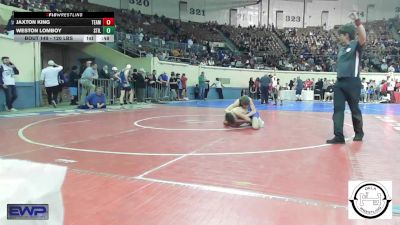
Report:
14,12,115,43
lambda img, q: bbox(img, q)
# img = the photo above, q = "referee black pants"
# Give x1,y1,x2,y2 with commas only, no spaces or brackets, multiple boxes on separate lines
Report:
333,77,364,139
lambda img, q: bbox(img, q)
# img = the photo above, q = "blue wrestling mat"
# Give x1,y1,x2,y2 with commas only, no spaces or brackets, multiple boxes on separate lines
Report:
167,100,400,116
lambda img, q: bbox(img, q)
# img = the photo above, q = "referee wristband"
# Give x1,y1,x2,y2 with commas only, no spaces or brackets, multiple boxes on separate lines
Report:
355,19,362,27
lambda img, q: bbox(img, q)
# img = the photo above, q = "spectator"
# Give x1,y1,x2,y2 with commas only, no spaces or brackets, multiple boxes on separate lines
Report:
40,60,63,108
67,65,79,105
194,84,200,99
99,65,110,79
188,38,193,49
21,0,28,10
158,72,169,99
260,74,271,104
135,68,146,102
249,78,257,99
324,81,334,101
322,78,329,99
204,80,210,99
177,74,183,100
304,78,313,90
110,66,120,104
249,77,254,92
395,63,400,73
295,76,303,101
79,60,92,75
272,75,278,89
395,79,400,91
315,78,323,98
208,58,215,66
361,78,368,103
130,69,138,100
80,63,98,104
168,72,178,100
146,71,156,101
289,79,294,90
273,78,283,106
381,60,388,72
139,32,144,42
49,1,57,11
211,78,224,99
254,77,260,99
78,87,106,109
0,56,19,111
5,11,15,37
368,80,377,102
388,76,396,101
381,80,388,97
388,63,396,73
57,70,65,103
198,72,206,100
380,80,391,103
181,73,188,99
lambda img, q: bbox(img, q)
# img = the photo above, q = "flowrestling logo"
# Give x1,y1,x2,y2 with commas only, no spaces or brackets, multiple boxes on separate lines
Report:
348,181,392,219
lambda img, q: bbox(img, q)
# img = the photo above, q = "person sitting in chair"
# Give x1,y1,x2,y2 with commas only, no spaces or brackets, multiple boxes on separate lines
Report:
324,81,334,101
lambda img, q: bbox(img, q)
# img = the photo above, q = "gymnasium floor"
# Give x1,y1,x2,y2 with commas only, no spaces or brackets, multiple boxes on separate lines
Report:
1,100,399,225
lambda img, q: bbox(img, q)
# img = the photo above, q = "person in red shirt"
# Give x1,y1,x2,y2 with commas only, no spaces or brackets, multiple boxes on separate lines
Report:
181,73,188,99
381,80,388,96
304,79,313,90
395,79,400,92
380,80,392,103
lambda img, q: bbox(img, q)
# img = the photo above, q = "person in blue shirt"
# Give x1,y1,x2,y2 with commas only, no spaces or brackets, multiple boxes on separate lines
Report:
395,63,400,73
158,72,169,98
78,87,106,109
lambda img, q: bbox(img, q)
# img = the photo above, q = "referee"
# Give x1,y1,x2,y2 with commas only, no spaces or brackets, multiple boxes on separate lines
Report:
327,12,366,144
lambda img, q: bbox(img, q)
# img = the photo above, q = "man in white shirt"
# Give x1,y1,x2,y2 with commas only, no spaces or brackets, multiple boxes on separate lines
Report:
361,78,368,103
207,58,215,66
381,60,388,72
187,38,193,49
41,60,63,108
388,63,395,73
138,32,144,42
0,56,20,111
211,77,224,99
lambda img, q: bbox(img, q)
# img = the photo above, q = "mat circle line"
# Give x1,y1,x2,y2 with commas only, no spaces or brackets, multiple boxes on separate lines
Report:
17,114,352,156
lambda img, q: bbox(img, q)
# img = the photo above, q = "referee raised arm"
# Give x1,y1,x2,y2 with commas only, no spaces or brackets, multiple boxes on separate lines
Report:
326,12,366,144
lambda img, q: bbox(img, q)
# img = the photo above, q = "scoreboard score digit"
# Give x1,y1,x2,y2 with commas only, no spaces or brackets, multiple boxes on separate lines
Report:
13,12,115,43
102,18,115,26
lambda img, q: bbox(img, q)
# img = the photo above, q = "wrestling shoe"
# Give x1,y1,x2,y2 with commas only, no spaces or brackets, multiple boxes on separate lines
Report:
326,137,345,144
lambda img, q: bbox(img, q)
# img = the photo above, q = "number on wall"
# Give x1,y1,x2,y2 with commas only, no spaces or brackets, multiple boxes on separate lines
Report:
286,15,301,22
129,0,150,7
189,8,205,16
